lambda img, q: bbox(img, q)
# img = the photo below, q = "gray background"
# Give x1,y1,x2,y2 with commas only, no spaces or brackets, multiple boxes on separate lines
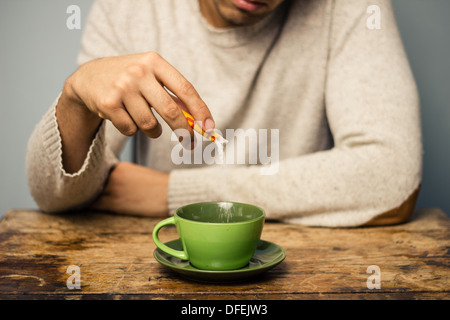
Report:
0,0,448,218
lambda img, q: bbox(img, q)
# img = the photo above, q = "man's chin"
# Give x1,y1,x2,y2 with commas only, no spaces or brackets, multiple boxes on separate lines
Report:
219,9,268,26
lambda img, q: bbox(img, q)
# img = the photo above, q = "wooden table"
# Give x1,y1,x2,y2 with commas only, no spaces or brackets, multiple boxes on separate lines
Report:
0,208,448,300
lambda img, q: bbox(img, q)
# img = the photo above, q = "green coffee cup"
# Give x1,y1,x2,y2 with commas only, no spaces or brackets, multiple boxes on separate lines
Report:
152,201,265,271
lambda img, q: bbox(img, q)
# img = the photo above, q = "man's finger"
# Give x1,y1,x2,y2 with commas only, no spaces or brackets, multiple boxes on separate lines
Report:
106,107,139,137
140,77,195,144
123,93,163,138
150,54,215,132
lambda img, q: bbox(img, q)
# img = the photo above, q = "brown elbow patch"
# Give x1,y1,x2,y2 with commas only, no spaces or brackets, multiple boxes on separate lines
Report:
361,185,421,227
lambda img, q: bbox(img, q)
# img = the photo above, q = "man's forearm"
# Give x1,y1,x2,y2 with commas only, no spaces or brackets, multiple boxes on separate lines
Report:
168,141,421,227
56,78,103,173
26,97,118,213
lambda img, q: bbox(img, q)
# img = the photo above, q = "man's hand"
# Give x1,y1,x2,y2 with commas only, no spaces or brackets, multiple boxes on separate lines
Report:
90,162,169,217
57,51,215,173
67,51,214,138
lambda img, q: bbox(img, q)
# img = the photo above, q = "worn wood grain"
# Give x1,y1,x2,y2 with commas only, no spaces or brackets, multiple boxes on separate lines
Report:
0,208,448,300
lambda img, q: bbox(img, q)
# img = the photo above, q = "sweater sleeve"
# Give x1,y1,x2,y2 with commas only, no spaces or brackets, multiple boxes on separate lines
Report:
26,0,129,213
167,0,422,227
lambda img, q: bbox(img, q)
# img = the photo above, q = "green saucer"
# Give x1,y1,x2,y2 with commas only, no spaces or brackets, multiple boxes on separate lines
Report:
153,239,286,283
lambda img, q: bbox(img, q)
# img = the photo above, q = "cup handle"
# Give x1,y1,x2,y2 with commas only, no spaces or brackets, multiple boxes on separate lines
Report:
152,217,189,260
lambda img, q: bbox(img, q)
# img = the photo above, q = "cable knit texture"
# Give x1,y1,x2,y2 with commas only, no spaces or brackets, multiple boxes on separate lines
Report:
26,0,422,226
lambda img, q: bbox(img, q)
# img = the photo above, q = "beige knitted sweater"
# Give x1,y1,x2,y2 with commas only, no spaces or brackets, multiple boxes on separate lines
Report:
26,0,422,227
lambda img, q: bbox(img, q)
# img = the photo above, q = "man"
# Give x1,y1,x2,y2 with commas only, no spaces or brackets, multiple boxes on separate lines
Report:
26,0,422,227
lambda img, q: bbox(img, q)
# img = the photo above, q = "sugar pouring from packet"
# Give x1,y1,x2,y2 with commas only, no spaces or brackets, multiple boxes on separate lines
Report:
168,89,228,147
180,108,228,164
213,134,227,164
179,109,233,217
